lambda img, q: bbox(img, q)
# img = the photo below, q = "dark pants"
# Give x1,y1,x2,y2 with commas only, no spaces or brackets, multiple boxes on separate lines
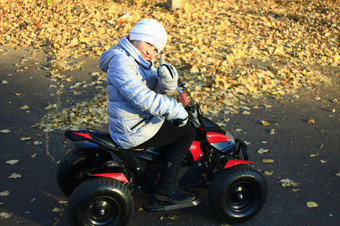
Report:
135,120,195,192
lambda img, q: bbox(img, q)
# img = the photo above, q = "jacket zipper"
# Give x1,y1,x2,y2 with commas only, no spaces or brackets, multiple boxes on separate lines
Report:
130,118,147,131
130,116,154,131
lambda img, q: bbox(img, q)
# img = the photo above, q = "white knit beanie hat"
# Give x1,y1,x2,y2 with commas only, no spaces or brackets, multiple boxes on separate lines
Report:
130,19,167,52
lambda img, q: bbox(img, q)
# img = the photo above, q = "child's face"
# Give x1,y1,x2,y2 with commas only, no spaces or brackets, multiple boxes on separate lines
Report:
132,40,158,61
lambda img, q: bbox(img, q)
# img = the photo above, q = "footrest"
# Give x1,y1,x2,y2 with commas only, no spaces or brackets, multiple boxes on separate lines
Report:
142,197,201,212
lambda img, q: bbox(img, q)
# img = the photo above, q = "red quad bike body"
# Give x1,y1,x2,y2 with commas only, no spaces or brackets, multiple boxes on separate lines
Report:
57,80,267,226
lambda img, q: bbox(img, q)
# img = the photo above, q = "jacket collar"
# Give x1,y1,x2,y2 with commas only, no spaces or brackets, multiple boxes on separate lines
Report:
118,36,152,69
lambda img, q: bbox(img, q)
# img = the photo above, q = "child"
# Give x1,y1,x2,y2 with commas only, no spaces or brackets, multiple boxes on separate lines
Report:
100,19,196,204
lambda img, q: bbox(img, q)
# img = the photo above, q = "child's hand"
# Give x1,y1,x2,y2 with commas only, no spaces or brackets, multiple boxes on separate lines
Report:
157,63,178,92
172,116,188,127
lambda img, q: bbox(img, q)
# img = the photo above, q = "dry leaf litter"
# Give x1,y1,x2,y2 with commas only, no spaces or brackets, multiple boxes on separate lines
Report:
1,0,339,131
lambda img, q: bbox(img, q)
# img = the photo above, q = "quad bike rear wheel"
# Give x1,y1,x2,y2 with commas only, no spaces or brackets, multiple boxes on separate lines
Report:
56,150,92,196
68,177,133,226
208,165,267,224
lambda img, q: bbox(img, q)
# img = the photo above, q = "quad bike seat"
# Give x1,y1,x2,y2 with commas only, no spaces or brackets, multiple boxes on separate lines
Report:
65,128,145,151
88,128,118,148
65,128,118,149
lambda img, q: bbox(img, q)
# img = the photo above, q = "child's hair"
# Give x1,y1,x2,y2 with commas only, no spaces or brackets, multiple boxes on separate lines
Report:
130,19,167,52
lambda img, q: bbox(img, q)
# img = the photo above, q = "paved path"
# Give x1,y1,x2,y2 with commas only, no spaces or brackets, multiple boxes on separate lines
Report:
0,47,339,225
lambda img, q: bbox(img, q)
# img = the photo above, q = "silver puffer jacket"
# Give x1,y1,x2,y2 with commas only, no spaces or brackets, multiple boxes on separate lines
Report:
100,36,187,149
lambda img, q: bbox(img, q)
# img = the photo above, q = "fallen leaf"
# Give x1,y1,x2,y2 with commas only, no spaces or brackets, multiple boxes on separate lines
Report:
335,172,340,177
306,201,318,208
258,148,269,154
0,129,11,134
310,153,319,157
262,158,274,163
280,179,300,187
6,160,19,165
308,119,315,124
20,137,31,141
264,171,273,176
291,189,300,192
0,190,10,197
52,207,62,213
45,104,56,110
260,120,270,126
14,92,22,96
33,141,40,145
58,200,68,205
270,129,276,135
190,66,199,73
320,160,327,164
1,80,8,84
8,173,21,179
0,212,12,219
20,105,29,110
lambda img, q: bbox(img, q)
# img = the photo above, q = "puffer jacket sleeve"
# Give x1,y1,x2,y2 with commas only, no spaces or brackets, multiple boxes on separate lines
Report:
107,55,187,121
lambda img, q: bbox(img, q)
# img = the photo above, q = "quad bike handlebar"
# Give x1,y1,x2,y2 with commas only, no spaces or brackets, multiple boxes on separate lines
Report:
176,80,201,129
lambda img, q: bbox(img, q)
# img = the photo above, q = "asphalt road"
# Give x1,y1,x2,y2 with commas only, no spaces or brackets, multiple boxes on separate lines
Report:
1,47,339,226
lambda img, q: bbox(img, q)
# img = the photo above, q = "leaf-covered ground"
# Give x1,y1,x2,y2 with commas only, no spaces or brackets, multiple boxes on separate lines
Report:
1,0,339,129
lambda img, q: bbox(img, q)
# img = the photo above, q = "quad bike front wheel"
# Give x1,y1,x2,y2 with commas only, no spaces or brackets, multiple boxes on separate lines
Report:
68,177,133,226
208,165,267,224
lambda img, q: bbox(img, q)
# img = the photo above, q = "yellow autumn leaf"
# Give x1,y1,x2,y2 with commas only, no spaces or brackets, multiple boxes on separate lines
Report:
20,137,31,141
45,104,56,110
264,171,273,176
0,190,10,197
258,148,269,154
6,160,19,165
190,66,199,73
8,173,21,179
310,153,319,157
306,202,318,208
308,119,315,124
0,212,12,219
262,158,274,163
260,120,270,126
0,129,11,134
20,105,29,110
280,179,300,187
52,207,62,213
335,172,340,177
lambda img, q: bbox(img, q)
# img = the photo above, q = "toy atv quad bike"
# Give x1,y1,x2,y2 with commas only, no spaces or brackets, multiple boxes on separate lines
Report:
57,79,267,225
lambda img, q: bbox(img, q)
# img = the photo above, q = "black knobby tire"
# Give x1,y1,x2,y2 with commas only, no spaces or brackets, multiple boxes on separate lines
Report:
56,150,93,196
208,165,267,224
67,177,133,226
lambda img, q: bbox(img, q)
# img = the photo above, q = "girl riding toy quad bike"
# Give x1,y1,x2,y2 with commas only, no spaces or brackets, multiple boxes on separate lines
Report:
56,79,268,226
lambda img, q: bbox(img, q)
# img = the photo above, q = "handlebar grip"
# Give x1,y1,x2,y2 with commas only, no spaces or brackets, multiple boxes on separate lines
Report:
159,54,165,65
180,93,189,107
